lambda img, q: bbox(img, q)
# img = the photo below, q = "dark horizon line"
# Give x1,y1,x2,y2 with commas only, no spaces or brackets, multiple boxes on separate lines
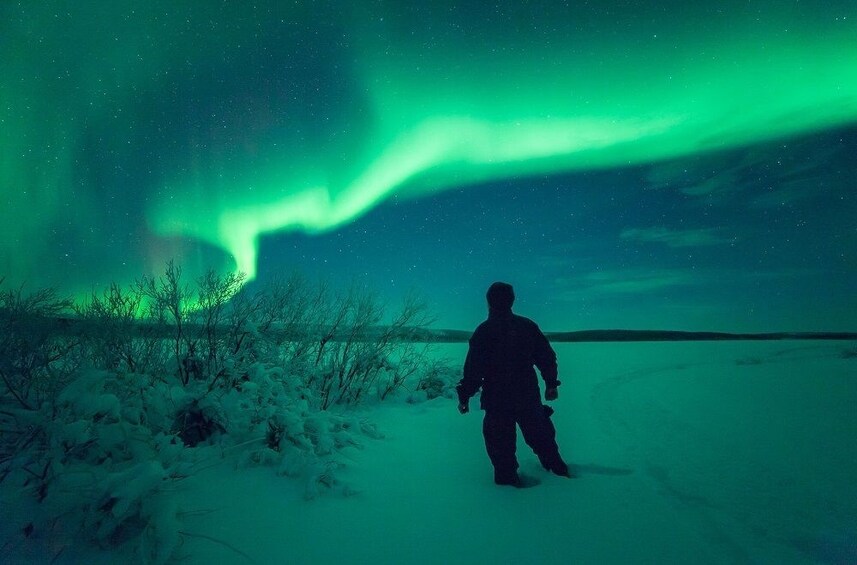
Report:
10,315,857,343
428,328,857,343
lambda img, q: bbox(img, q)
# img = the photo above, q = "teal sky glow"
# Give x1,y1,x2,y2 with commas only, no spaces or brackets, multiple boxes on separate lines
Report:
2,1,856,331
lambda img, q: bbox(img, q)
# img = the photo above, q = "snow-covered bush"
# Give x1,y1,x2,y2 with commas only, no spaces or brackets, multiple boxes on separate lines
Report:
1,362,387,561
1,266,451,562
301,287,439,408
215,361,383,498
3,369,187,564
0,281,75,412
74,283,166,375
413,359,459,401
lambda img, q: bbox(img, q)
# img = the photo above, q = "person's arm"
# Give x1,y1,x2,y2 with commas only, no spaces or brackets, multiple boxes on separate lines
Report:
456,338,483,413
533,325,561,399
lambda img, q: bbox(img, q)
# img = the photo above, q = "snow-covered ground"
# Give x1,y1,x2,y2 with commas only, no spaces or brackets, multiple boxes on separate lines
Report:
4,341,856,564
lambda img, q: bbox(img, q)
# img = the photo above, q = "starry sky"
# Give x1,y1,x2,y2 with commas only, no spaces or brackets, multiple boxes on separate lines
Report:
2,1,856,332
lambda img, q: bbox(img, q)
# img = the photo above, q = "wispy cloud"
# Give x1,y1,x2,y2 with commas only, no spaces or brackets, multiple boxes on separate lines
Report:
642,132,847,207
555,268,702,296
620,227,733,248
748,178,821,209
645,159,743,200
679,170,740,198
554,267,821,300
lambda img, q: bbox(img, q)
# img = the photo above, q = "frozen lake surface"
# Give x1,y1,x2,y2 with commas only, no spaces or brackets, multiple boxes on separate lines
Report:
5,341,856,564
175,341,857,564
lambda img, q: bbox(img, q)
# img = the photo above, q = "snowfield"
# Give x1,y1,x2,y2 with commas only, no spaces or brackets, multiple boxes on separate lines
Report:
3,341,856,564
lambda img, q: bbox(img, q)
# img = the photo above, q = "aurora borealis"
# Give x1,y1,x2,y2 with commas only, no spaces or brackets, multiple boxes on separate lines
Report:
2,1,856,331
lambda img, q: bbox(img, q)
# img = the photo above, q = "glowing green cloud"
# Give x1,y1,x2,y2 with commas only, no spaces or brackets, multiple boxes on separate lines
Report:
148,18,857,279
150,115,683,276
3,1,857,291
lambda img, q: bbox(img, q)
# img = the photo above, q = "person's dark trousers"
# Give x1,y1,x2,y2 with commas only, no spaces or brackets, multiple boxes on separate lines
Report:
482,405,563,482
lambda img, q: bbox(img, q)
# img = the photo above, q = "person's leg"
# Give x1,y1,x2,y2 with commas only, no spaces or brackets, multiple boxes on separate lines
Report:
517,405,570,476
482,411,519,484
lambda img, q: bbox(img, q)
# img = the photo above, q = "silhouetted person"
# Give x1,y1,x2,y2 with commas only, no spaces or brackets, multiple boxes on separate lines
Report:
457,282,570,486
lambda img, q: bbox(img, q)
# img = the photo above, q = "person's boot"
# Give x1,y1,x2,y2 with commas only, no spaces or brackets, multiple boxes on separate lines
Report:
539,455,573,477
549,461,573,478
494,471,522,487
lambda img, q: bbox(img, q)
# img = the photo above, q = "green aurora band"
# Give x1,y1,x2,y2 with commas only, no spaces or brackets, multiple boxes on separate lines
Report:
2,1,857,289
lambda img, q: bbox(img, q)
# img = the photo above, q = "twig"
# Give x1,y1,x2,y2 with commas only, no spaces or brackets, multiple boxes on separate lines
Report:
178,531,255,563
176,508,220,518
219,436,267,454
0,373,32,410
49,545,67,564
170,436,266,482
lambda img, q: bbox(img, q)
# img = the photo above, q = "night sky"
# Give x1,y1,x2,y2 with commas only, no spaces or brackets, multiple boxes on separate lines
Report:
2,1,856,332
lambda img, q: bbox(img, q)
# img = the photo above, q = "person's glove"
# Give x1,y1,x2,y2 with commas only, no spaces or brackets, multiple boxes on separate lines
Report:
545,387,559,401
458,401,469,414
